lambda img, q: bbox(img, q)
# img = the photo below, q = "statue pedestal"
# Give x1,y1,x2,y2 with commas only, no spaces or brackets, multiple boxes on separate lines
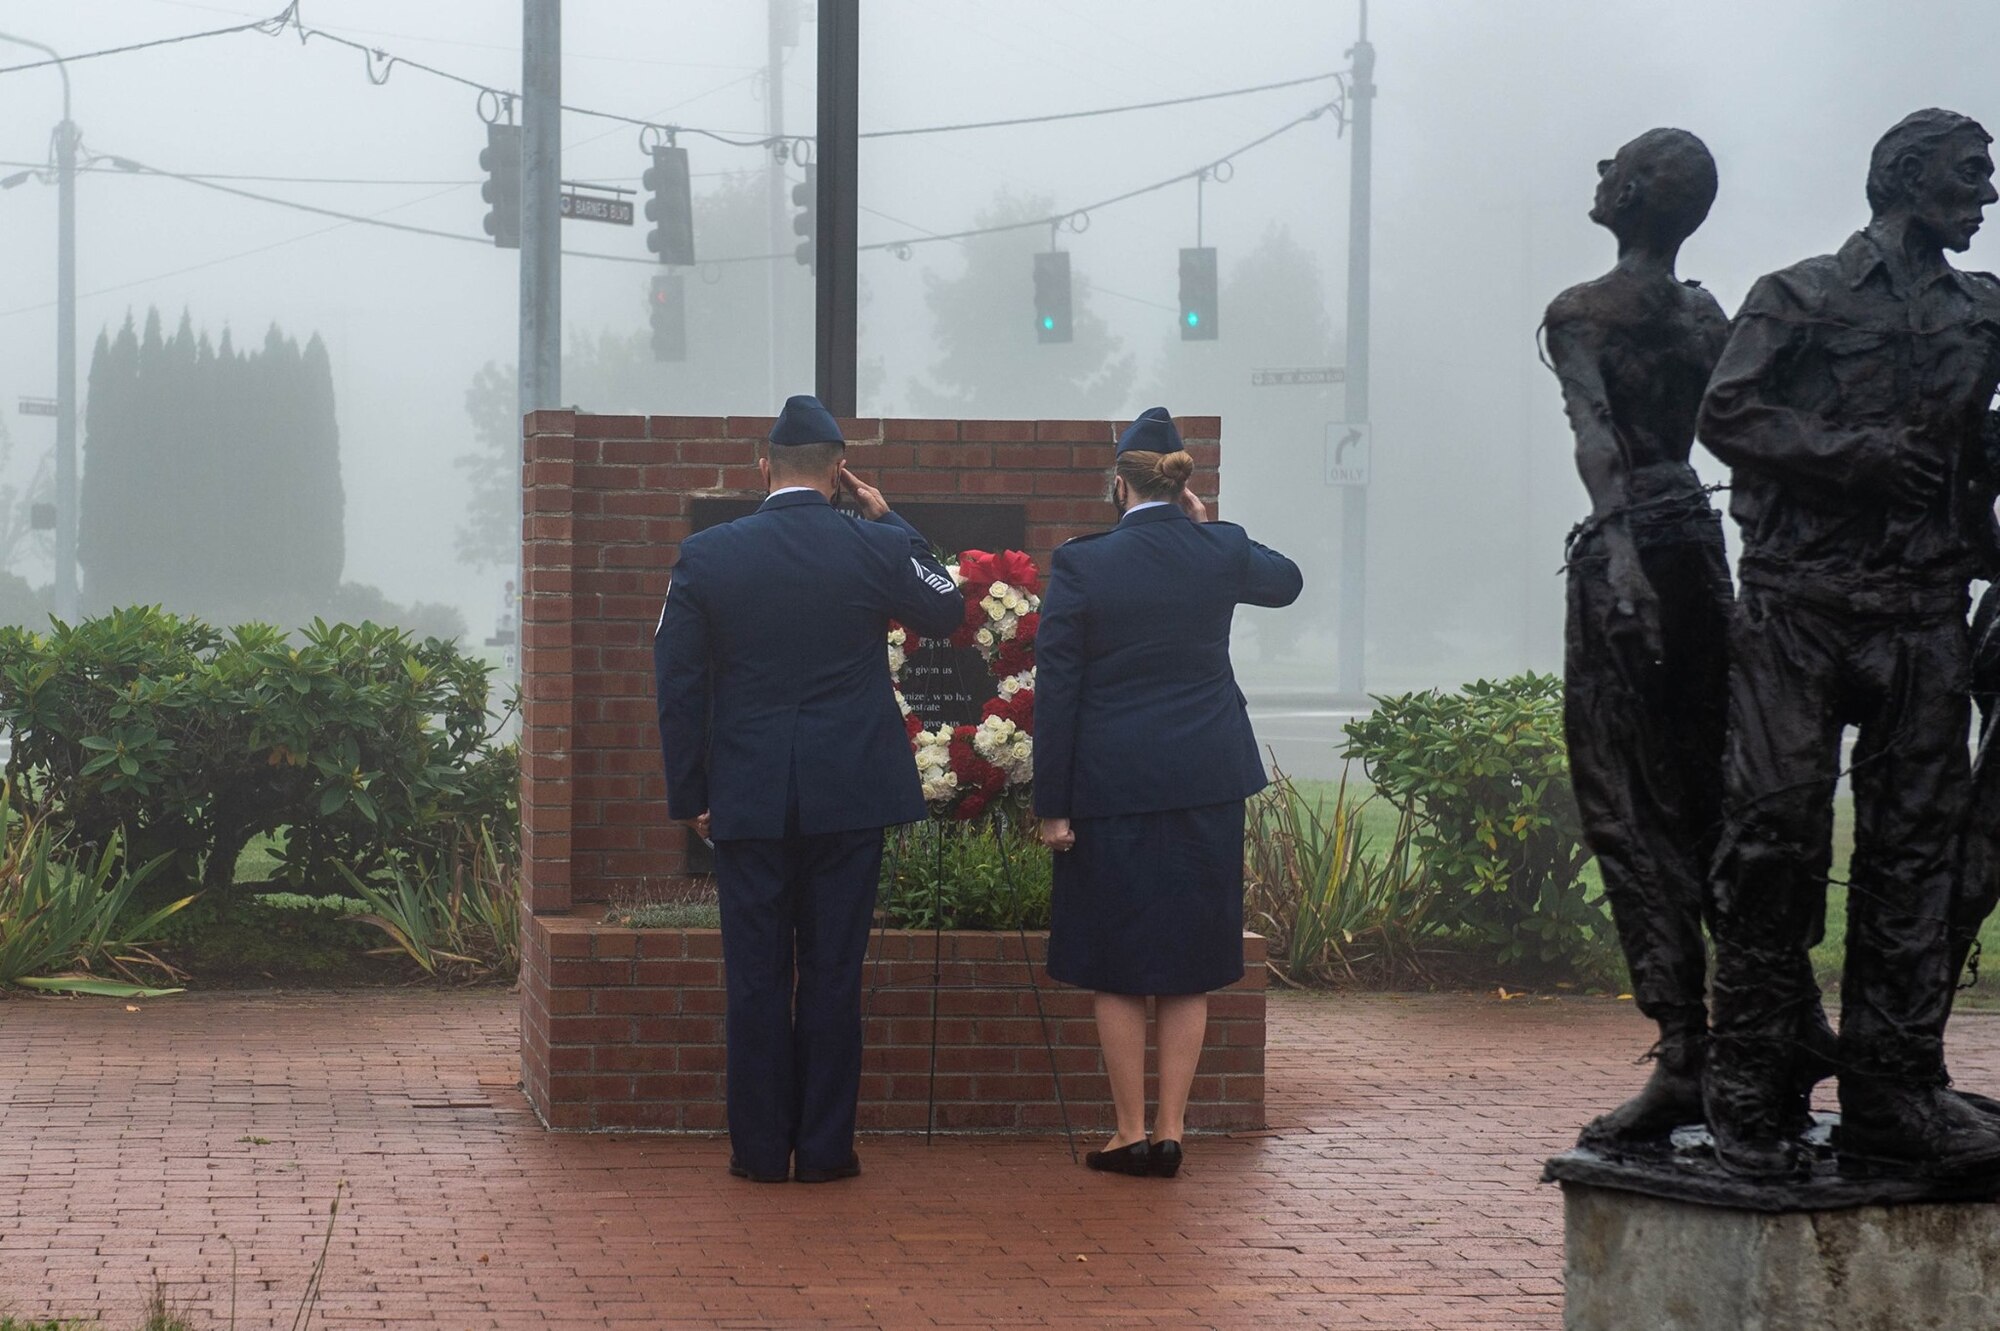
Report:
1561,1182,2000,1330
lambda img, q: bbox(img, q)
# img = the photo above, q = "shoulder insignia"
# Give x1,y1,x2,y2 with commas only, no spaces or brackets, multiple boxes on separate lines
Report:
912,558,956,595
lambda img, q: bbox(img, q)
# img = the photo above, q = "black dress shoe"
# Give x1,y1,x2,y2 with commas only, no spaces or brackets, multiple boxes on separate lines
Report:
1150,1140,1183,1178
794,1154,861,1183
728,1156,789,1183
1084,1140,1153,1176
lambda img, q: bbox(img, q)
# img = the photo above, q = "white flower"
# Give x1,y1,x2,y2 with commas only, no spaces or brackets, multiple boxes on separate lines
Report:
888,627,906,647
975,627,994,647
989,581,1012,599
983,599,1006,621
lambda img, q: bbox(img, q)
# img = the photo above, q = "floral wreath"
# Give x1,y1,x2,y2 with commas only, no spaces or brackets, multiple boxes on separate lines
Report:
888,548,1040,821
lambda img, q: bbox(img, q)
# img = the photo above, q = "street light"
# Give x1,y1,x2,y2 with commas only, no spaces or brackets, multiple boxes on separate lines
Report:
0,31,77,622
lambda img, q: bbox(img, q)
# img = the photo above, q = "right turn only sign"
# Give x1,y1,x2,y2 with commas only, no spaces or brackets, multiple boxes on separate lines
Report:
1325,422,1371,487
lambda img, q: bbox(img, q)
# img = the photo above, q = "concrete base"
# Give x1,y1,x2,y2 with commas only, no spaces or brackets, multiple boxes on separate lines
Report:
1563,1182,2000,1330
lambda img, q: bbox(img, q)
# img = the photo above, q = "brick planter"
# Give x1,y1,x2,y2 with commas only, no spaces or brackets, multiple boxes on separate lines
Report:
520,906,1267,1134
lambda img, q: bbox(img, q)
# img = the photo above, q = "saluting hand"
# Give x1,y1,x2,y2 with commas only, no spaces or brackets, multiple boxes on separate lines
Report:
1177,488,1210,523
1039,817,1075,853
839,463,891,520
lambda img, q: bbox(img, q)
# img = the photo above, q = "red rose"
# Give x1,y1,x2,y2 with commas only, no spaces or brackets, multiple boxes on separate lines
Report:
905,712,925,741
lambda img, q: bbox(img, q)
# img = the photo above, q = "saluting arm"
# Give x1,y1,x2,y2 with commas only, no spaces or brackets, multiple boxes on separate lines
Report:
878,510,965,639
1030,546,1087,821
653,549,712,823
1241,538,1303,608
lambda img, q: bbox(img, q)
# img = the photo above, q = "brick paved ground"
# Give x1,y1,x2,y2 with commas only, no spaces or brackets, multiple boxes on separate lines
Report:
5,991,1999,1330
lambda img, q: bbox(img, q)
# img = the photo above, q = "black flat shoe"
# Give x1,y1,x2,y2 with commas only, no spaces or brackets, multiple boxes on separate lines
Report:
728,1156,789,1183
794,1154,861,1183
1084,1140,1153,1176
1151,1140,1184,1178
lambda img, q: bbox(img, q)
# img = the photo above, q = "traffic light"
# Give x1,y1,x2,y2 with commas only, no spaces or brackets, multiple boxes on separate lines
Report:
1178,246,1218,340
649,272,686,362
1033,251,1072,344
479,123,522,250
643,145,695,266
791,163,817,271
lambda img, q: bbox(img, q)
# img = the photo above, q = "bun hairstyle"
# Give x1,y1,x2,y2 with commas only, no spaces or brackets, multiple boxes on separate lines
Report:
1116,448,1196,501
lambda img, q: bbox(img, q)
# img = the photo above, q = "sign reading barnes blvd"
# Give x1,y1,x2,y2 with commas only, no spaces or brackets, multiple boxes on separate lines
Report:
559,192,634,226
1251,366,1345,387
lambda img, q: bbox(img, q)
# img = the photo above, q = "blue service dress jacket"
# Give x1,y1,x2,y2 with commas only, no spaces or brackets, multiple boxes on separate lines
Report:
653,490,965,842
1031,504,1304,821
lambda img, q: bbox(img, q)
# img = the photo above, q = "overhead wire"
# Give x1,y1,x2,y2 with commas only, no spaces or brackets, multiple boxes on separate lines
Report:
0,5,292,77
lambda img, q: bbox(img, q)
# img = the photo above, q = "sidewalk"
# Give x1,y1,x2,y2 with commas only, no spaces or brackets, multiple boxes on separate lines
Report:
5,988,1991,1329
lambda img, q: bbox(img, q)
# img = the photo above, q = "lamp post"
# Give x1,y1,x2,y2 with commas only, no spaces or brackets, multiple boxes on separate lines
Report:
0,32,76,621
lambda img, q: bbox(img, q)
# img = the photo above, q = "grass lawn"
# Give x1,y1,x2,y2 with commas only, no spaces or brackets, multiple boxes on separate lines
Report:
1287,776,2000,1008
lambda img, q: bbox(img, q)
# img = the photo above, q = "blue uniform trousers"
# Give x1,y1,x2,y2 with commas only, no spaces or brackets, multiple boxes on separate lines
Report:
712,827,882,1177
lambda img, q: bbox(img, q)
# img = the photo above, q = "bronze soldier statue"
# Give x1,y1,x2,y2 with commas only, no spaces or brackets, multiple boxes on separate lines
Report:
1699,108,2000,1180
1545,129,1735,1145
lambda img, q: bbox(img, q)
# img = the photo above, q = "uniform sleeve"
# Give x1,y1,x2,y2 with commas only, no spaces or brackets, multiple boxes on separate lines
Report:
1698,274,1898,490
1240,536,1304,608
875,510,965,638
1031,544,1087,820
653,545,712,821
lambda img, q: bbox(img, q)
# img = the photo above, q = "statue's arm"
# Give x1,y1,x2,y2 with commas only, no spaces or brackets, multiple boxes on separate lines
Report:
1545,310,1659,660
1697,278,1902,492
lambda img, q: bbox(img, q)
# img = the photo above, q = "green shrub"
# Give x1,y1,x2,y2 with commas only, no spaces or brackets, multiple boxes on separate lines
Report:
1342,673,1616,978
339,822,519,978
1244,765,1434,985
0,607,515,897
881,819,1051,931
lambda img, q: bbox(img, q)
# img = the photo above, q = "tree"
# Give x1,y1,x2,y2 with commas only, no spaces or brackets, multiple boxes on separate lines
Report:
78,308,346,622
906,191,1135,419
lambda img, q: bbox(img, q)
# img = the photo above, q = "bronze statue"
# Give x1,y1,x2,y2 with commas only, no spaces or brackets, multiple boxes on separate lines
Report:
1544,129,1734,1145
1699,108,2000,1180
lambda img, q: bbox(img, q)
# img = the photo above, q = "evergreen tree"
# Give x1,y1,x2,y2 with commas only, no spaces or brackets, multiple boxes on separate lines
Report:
78,307,345,620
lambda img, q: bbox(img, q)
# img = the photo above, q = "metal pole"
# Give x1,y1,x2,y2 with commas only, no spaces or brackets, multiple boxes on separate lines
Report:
815,0,859,415
519,0,561,419
765,0,790,401
0,33,75,620
1337,2,1373,699
515,0,559,692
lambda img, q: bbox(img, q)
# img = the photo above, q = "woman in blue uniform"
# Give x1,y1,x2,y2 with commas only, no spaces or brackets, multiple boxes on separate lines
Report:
1034,407,1303,1178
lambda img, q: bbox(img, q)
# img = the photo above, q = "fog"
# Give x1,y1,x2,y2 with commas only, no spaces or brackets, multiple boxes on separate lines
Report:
3,0,1999,693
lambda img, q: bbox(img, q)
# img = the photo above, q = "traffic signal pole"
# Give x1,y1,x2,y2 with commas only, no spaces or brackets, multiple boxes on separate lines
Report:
765,0,790,400
1337,2,1373,699
814,0,859,415
519,0,561,421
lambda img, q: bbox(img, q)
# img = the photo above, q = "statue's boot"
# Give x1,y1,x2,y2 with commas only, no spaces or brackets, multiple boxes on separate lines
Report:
1836,1077,2000,1181
1578,1018,1705,1148
1704,1037,1812,1180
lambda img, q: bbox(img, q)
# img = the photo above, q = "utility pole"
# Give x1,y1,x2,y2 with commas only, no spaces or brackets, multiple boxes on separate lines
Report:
519,0,561,421
815,0,859,414
0,33,76,621
765,0,793,400
1337,1,1374,699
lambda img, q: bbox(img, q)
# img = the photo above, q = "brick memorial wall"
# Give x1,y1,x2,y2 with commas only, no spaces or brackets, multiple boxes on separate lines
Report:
514,410,1264,1134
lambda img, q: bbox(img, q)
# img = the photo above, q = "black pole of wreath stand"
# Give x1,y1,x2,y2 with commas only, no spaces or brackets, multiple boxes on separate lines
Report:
864,813,1078,1161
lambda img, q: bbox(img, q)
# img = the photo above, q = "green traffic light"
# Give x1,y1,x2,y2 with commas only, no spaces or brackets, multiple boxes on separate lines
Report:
1042,316,1055,331
1186,311,1200,327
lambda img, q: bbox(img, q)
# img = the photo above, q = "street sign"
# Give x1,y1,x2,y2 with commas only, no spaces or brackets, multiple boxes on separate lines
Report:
1252,366,1345,387
1325,422,1371,487
559,192,634,226
17,397,56,417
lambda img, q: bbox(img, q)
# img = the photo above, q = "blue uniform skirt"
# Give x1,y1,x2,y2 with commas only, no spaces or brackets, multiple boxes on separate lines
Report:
1046,800,1246,996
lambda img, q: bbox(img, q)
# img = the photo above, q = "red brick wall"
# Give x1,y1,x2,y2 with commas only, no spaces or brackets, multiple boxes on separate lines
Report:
521,911,1266,1134
518,410,1223,913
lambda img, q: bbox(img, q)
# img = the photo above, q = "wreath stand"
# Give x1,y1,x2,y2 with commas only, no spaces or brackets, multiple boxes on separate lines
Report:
863,809,1078,1161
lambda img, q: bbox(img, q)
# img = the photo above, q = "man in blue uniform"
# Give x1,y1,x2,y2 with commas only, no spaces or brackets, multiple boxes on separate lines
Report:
653,395,964,1183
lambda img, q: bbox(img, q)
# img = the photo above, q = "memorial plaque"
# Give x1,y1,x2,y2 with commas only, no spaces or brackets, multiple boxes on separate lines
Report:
897,639,988,729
